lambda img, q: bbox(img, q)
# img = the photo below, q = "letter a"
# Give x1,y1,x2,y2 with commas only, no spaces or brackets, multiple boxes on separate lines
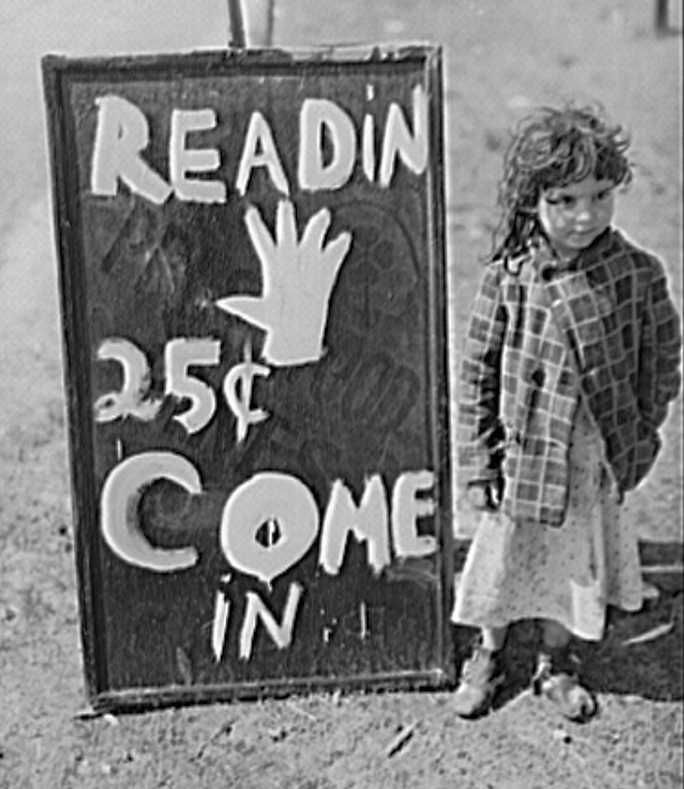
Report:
235,111,290,196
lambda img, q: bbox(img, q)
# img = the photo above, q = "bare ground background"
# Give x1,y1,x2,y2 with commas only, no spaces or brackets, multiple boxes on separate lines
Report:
0,1,682,787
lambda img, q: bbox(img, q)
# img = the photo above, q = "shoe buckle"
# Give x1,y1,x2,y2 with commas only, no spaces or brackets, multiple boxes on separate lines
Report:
532,652,552,696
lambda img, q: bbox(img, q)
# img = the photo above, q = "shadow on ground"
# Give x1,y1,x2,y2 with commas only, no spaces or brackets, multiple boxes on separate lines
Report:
451,540,683,709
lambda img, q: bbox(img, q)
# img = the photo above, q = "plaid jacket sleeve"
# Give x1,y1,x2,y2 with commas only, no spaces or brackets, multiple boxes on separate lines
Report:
456,264,507,485
637,255,682,429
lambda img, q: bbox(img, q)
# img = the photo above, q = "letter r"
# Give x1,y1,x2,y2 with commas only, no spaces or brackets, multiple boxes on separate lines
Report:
90,95,173,204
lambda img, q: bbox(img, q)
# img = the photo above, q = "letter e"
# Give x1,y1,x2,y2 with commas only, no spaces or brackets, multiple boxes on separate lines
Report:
169,108,226,203
391,469,437,557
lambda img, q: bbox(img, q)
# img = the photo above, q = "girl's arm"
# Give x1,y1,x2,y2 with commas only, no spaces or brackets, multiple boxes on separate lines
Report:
456,264,507,491
637,257,682,429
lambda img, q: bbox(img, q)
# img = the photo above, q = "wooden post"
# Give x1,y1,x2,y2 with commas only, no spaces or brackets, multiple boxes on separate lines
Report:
265,0,275,46
228,0,246,47
654,0,669,35
242,0,276,47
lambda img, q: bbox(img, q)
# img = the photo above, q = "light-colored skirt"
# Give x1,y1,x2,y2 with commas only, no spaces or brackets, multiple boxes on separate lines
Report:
451,403,643,641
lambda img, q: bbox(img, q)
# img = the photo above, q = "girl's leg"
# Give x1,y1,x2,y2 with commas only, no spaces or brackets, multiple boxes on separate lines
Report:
453,625,508,718
540,619,571,649
481,625,508,652
534,619,596,722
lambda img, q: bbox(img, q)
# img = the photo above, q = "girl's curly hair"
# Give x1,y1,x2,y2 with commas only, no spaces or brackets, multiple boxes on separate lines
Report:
492,103,633,261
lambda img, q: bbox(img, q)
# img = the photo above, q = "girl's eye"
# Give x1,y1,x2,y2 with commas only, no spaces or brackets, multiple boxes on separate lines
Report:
544,195,575,207
596,189,612,201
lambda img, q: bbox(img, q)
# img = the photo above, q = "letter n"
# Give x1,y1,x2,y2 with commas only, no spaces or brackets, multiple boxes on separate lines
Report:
378,85,429,187
239,583,304,660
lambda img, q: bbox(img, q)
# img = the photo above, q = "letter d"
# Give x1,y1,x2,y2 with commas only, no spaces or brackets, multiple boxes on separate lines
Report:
298,99,356,191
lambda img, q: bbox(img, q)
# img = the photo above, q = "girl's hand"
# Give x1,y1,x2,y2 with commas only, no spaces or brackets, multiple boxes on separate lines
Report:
465,480,502,510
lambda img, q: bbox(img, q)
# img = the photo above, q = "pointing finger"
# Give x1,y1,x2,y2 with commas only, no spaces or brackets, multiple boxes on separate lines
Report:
275,199,297,251
244,204,276,263
300,206,331,250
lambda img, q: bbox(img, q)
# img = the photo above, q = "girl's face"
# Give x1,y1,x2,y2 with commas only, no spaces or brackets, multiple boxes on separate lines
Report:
536,175,616,260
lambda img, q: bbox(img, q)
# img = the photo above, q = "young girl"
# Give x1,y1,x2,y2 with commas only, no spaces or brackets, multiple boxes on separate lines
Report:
451,104,682,721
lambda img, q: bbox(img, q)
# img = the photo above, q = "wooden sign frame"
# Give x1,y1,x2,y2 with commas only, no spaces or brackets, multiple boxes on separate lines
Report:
43,44,453,712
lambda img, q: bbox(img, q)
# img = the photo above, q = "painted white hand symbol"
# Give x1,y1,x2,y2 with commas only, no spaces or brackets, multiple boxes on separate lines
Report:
216,200,352,366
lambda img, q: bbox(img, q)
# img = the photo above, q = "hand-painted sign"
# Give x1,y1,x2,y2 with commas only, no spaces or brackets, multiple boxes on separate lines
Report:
42,45,452,712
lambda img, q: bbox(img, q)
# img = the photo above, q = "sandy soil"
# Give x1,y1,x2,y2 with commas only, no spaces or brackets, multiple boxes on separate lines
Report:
1,1,682,787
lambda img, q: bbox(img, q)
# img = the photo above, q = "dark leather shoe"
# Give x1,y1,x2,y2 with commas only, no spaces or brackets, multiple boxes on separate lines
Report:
453,644,505,718
532,647,597,722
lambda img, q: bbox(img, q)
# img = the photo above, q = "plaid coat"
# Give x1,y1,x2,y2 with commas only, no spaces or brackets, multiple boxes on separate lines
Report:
457,227,682,527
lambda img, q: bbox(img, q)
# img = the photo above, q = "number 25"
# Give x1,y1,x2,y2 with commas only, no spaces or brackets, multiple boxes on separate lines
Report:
94,337,220,434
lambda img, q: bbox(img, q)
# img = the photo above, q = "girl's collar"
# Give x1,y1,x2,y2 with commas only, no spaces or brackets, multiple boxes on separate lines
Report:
531,229,611,280
499,228,613,278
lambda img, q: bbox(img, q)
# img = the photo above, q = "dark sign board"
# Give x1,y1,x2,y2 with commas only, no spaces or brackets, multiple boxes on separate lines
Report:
42,45,453,712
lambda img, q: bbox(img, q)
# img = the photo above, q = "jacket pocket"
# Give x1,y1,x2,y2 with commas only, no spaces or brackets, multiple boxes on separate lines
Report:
630,417,661,489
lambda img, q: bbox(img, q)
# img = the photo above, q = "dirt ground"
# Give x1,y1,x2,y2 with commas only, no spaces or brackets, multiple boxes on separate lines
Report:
1,1,682,787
